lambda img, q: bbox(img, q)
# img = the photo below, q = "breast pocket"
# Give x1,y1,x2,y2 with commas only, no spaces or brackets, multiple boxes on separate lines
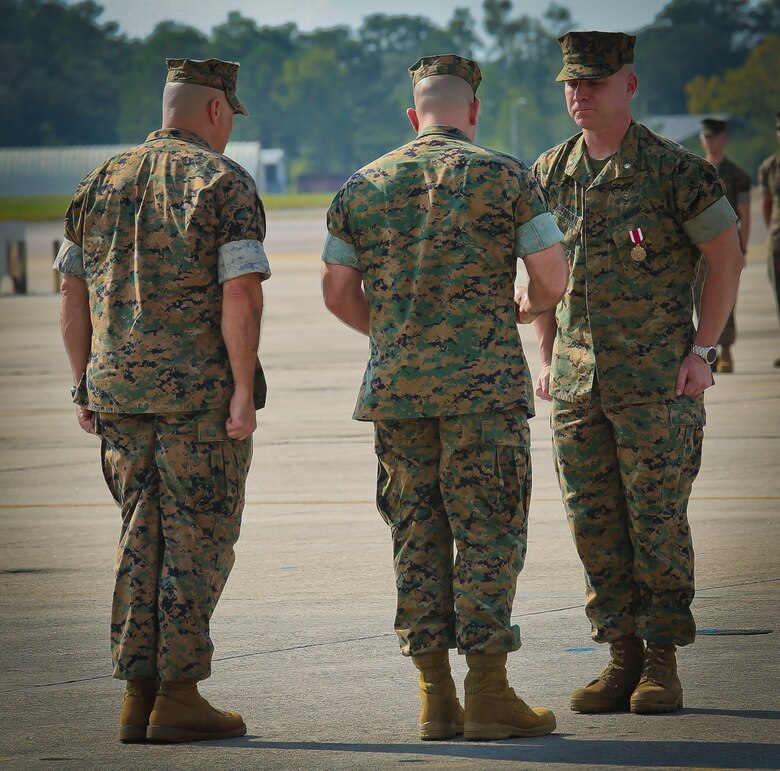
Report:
612,216,658,279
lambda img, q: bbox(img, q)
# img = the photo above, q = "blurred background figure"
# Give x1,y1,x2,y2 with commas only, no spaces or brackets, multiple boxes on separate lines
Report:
758,111,780,368
695,118,751,373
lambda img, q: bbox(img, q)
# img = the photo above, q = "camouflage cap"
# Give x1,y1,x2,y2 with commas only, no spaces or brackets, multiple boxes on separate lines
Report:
408,54,482,95
700,118,728,136
165,58,249,116
555,31,636,82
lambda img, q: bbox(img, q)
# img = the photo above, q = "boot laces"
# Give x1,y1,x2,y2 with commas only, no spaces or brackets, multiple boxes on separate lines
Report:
641,646,672,684
599,643,630,685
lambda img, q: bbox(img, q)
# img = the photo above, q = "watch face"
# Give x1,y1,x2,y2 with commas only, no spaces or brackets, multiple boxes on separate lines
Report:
705,348,717,364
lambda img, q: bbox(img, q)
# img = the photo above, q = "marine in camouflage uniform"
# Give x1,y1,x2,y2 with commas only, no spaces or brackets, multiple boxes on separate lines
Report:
55,58,269,742
321,54,567,740
533,31,742,714
758,112,780,366
694,118,752,371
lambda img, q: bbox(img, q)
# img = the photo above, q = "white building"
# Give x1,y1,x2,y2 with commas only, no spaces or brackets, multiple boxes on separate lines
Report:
0,142,287,196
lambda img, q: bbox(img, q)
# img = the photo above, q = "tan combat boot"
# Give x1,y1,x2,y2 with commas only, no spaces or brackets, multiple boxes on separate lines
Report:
716,347,733,373
119,678,158,743
411,650,464,740
146,681,247,742
570,635,644,713
463,653,556,740
630,642,683,713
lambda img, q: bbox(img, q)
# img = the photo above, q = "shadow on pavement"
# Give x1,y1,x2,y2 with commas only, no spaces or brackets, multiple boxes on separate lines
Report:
224,736,780,769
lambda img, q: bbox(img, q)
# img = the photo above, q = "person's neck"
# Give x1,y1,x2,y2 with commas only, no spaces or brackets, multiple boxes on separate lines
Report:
706,150,725,164
417,116,473,139
582,115,632,159
161,119,213,149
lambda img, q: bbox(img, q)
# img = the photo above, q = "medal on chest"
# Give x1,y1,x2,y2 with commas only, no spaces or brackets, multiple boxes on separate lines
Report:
628,227,646,262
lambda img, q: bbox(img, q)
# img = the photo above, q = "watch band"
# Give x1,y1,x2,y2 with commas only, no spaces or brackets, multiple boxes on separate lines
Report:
690,344,717,365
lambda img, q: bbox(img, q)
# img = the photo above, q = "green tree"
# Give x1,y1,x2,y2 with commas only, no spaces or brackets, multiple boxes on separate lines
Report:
116,21,209,143
0,0,127,146
633,0,753,115
686,35,780,173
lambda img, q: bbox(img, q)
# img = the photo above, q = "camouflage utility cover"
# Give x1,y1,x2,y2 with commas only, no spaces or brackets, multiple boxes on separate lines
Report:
408,54,482,95
325,125,560,421
58,128,268,413
759,151,780,250
556,31,636,81
166,57,248,115
534,121,735,406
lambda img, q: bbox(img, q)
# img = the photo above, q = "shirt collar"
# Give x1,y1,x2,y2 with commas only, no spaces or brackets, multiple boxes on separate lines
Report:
565,120,641,186
417,125,472,143
145,128,214,151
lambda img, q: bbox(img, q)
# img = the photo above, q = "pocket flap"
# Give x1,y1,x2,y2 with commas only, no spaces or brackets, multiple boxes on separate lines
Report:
481,419,528,447
668,402,706,427
198,416,230,441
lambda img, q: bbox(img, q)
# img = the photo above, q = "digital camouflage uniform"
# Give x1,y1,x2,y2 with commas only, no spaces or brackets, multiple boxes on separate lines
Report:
322,62,562,655
758,150,780,320
694,156,752,347
54,122,270,682
534,120,736,646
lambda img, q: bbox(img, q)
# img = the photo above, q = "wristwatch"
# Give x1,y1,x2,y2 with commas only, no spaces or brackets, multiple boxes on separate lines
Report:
690,344,717,365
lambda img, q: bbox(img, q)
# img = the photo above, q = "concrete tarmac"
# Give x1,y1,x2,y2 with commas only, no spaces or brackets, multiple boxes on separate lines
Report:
0,208,778,770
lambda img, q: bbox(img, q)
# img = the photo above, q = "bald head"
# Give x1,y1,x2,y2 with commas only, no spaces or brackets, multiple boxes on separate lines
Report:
161,82,235,152
163,82,227,122
409,74,479,138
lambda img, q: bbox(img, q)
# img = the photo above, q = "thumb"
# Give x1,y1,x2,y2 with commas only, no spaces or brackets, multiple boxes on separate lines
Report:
675,361,688,396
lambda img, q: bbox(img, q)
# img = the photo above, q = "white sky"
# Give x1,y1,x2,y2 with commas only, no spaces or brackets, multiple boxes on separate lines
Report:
68,0,672,39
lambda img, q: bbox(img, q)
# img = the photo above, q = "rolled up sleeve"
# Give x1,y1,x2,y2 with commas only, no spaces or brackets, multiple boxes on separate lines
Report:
52,238,85,278
218,239,271,283
321,232,359,269
683,196,737,244
513,212,564,258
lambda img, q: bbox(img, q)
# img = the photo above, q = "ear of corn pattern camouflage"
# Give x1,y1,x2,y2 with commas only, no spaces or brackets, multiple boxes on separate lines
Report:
556,31,636,82
99,410,252,681
326,125,553,421
533,121,733,407
374,409,530,655
693,157,751,347
551,397,702,645
166,58,249,116
535,120,732,646
408,54,482,94
61,128,267,414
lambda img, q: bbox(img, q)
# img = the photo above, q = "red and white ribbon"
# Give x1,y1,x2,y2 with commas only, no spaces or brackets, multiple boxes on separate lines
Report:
628,227,644,244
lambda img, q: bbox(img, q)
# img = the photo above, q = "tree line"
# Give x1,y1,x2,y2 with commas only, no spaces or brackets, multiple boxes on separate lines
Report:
2,0,779,185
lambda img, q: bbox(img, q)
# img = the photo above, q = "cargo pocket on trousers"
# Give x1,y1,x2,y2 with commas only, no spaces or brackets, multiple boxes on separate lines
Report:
481,417,531,528
374,426,399,528
182,416,233,541
662,401,705,506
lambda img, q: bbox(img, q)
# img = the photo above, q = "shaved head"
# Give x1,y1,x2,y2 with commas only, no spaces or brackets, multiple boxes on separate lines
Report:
413,74,474,113
163,82,227,122
161,82,235,152
409,74,479,138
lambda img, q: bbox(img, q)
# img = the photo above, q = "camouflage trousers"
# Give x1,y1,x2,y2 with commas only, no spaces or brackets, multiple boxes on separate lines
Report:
97,410,252,682
373,408,530,656
695,260,735,347
551,394,704,646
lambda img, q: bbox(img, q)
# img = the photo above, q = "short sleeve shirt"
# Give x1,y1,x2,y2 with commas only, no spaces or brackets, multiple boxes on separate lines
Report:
716,157,752,215
323,124,562,421
54,128,270,413
534,121,736,406
759,152,780,250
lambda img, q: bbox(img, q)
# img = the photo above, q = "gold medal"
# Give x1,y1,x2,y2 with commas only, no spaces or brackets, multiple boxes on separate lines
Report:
630,244,646,262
